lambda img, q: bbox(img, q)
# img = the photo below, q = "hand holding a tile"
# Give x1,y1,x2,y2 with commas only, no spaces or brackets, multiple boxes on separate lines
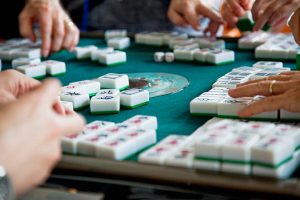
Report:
0,79,85,195
168,0,223,36
18,0,80,57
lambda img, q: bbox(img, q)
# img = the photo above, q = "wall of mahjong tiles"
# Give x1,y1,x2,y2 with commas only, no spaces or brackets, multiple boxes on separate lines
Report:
2,37,297,160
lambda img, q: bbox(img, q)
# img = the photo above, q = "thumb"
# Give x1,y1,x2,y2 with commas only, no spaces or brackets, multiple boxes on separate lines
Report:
28,78,61,106
196,4,223,24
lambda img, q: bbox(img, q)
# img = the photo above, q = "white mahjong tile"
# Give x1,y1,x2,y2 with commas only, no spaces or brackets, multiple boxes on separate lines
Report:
165,144,195,168
91,47,114,61
232,66,262,73
97,73,129,90
42,60,66,76
77,132,115,156
252,156,296,179
107,37,130,50
197,38,225,49
168,38,195,49
252,61,283,69
96,135,136,160
163,32,188,45
123,129,157,151
105,29,127,40
102,123,137,136
287,46,300,60
120,89,149,108
123,115,158,130
271,45,289,60
255,45,272,59
251,135,294,168
61,84,87,95
70,80,100,96
135,31,152,44
60,91,90,110
96,89,119,96
12,57,41,68
98,51,127,65
174,47,199,61
205,119,247,133
16,63,46,78
195,131,234,159
190,96,222,116
221,133,260,175
242,121,276,136
90,95,120,114
143,32,165,46
138,144,175,165
194,48,214,63
160,135,190,149
75,45,98,59
206,49,235,65
270,124,300,151
11,48,41,59
84,121,115,134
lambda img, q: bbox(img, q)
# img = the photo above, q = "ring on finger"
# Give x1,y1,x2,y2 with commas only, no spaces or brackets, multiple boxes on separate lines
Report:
269,80,276,95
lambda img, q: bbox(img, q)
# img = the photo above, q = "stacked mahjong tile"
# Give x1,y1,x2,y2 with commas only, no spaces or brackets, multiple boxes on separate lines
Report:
138,117,300,179
0,38,41,61
75,45,126,66
15,59,66,79
142,31,234,65
238,31,300,61
104,29,131,50
59,73,150,114
190,62,300,121
62,115,157,160
193,118,300,178
154,46,235,65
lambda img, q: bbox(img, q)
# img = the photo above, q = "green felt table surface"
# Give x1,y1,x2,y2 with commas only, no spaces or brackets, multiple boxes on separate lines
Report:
2,37,297,149
4,38,300,196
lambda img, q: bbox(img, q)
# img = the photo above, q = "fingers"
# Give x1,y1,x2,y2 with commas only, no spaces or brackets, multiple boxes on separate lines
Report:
168,8,189,27
70,26,80,51
30,79,61,106
196,3,223,24
0,90,16,105
204,21,221,37
53,100,66,115
19,11,36,42
39,5,53,57
222,3,239,27
289,9,300,45
183,2,201,30
51,13,65,52
236,75,292,87
238,95,284,117
56,112,85,135
253,1,285,31
226,0,245,16
63,18,80,51
229,80,300,98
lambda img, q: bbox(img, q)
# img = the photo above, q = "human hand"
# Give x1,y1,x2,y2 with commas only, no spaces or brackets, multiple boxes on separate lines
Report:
168,0,223,36
0,70,66,114
228,75,300,117
289,7,300,45
252,0,300,32
0,79,85,195
19,0,80,57
221,0,252,28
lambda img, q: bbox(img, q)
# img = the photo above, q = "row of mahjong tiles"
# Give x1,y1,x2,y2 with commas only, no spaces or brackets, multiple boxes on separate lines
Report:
59,73,150,114
0,38,41,60
190,62,300,121
62,115,300,179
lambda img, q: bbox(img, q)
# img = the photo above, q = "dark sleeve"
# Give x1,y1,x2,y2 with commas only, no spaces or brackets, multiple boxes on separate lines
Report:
0,0,25,39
